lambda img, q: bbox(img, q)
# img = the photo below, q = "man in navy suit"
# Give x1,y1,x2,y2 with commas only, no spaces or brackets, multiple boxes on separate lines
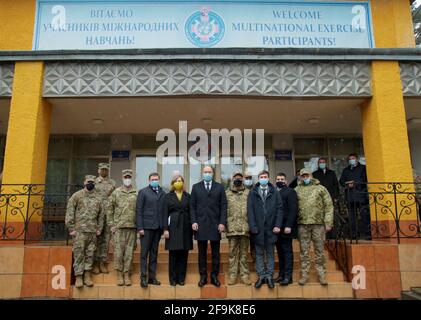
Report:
190,166,228,287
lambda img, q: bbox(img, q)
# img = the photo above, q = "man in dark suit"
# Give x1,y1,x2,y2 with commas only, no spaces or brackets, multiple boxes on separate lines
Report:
190,166,227,287
339,153,370,239
312,158,340,202
248,170,283,289
136,172,166,288
274,173,298,286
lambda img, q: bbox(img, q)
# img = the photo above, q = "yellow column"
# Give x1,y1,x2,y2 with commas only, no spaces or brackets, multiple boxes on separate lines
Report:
1,62,51,242
360,0,417,241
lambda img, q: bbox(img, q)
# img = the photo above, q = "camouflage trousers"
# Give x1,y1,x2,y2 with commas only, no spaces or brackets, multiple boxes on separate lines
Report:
113,228,137,273
95,224,111,263
72,232,97,276
298,224,326,278
228,235,250,281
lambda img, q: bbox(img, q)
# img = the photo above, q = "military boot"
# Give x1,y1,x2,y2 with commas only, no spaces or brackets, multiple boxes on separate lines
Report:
319,274,328,286
298,275,309,286
84,271,94,287
117,271,124,286
124,272,132,286
227,277,237,285
241,276,252,285
92,262,100,275
75,276,84,288
99,262,109,274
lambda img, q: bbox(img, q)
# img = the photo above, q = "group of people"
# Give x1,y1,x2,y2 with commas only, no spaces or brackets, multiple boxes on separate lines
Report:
65,153,369,290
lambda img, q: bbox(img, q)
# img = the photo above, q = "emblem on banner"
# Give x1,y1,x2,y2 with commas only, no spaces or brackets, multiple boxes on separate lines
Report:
185,7,225,48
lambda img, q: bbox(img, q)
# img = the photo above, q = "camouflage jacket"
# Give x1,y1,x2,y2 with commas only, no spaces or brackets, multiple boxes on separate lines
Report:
107,186,137,229
95,177,116,200
65,189,104,233
226,186,250,237
295,178,334,227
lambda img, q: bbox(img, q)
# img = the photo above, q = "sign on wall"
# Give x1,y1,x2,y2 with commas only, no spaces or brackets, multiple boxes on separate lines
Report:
33,0,374,50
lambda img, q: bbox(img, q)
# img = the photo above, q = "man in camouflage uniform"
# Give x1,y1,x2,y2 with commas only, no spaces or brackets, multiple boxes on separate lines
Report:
65,175,104,288
295,168,333,286
93,163,116,274
226,172,251,285
107,169,138,286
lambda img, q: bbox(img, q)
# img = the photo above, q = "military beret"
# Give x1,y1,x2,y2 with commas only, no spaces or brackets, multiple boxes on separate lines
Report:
122,169,133,177
98,163,110,170
85,175,96,182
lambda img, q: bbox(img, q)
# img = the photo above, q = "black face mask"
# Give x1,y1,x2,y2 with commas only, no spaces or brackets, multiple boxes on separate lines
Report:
86,182,95,191
276,181,286,189
233,179,243,187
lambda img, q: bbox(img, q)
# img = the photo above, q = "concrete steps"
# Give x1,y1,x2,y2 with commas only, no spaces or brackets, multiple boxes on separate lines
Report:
71,239,354,299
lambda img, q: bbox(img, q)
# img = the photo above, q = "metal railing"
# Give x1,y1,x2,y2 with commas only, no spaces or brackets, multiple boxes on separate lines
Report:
0,184,82,244
326,182,421,277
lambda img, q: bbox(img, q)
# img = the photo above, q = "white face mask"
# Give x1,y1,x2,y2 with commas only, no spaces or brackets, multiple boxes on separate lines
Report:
123,178,132,187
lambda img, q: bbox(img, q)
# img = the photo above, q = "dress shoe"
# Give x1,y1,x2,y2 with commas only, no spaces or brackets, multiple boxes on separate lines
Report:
279,278,293,286
254,277,264,289
140,277,148,288
148,278,161,285
198,276,207,287
211,275,220,287
170,281,176,286
267,277,275,289
177,280,185,286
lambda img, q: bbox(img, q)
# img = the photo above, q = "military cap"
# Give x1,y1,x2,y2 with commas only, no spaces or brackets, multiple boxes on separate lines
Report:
98,163,110,170
122,169,133,177
85,175,96,182
300,168,313,176
232,171,244,178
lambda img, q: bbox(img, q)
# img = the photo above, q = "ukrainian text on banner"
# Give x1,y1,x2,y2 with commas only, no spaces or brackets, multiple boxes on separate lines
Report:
33,0,374,50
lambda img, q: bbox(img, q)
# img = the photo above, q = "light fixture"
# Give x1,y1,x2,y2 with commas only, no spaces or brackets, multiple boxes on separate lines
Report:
307,118,320,125
91,119,104,125
201,118,213,125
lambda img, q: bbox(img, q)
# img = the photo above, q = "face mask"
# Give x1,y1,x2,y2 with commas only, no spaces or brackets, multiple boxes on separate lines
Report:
349,159,357,166
150,180,159,188
203,173,213,182
244,179,253,187
233,179,243,187
276,181,286,189
86,182,95,191
173,181,183,190
123,178,132,187
259,178,269,186
303,178,311,185
319,163,326,170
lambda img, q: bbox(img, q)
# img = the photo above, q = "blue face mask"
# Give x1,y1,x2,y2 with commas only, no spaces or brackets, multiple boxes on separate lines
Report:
150,180,159,188
349,159,357,166
319,163,326,170
203,173,213,182
303,178,311,185
259,178,269,186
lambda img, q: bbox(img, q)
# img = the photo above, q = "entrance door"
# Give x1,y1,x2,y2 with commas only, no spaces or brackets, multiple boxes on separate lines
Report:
135,151,269,192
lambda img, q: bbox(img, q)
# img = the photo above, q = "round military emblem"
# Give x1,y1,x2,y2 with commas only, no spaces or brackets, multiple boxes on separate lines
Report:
185,8,225,48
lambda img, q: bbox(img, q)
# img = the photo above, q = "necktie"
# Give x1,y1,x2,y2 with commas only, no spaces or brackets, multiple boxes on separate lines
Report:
262,188,267,198
206,182,210,192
